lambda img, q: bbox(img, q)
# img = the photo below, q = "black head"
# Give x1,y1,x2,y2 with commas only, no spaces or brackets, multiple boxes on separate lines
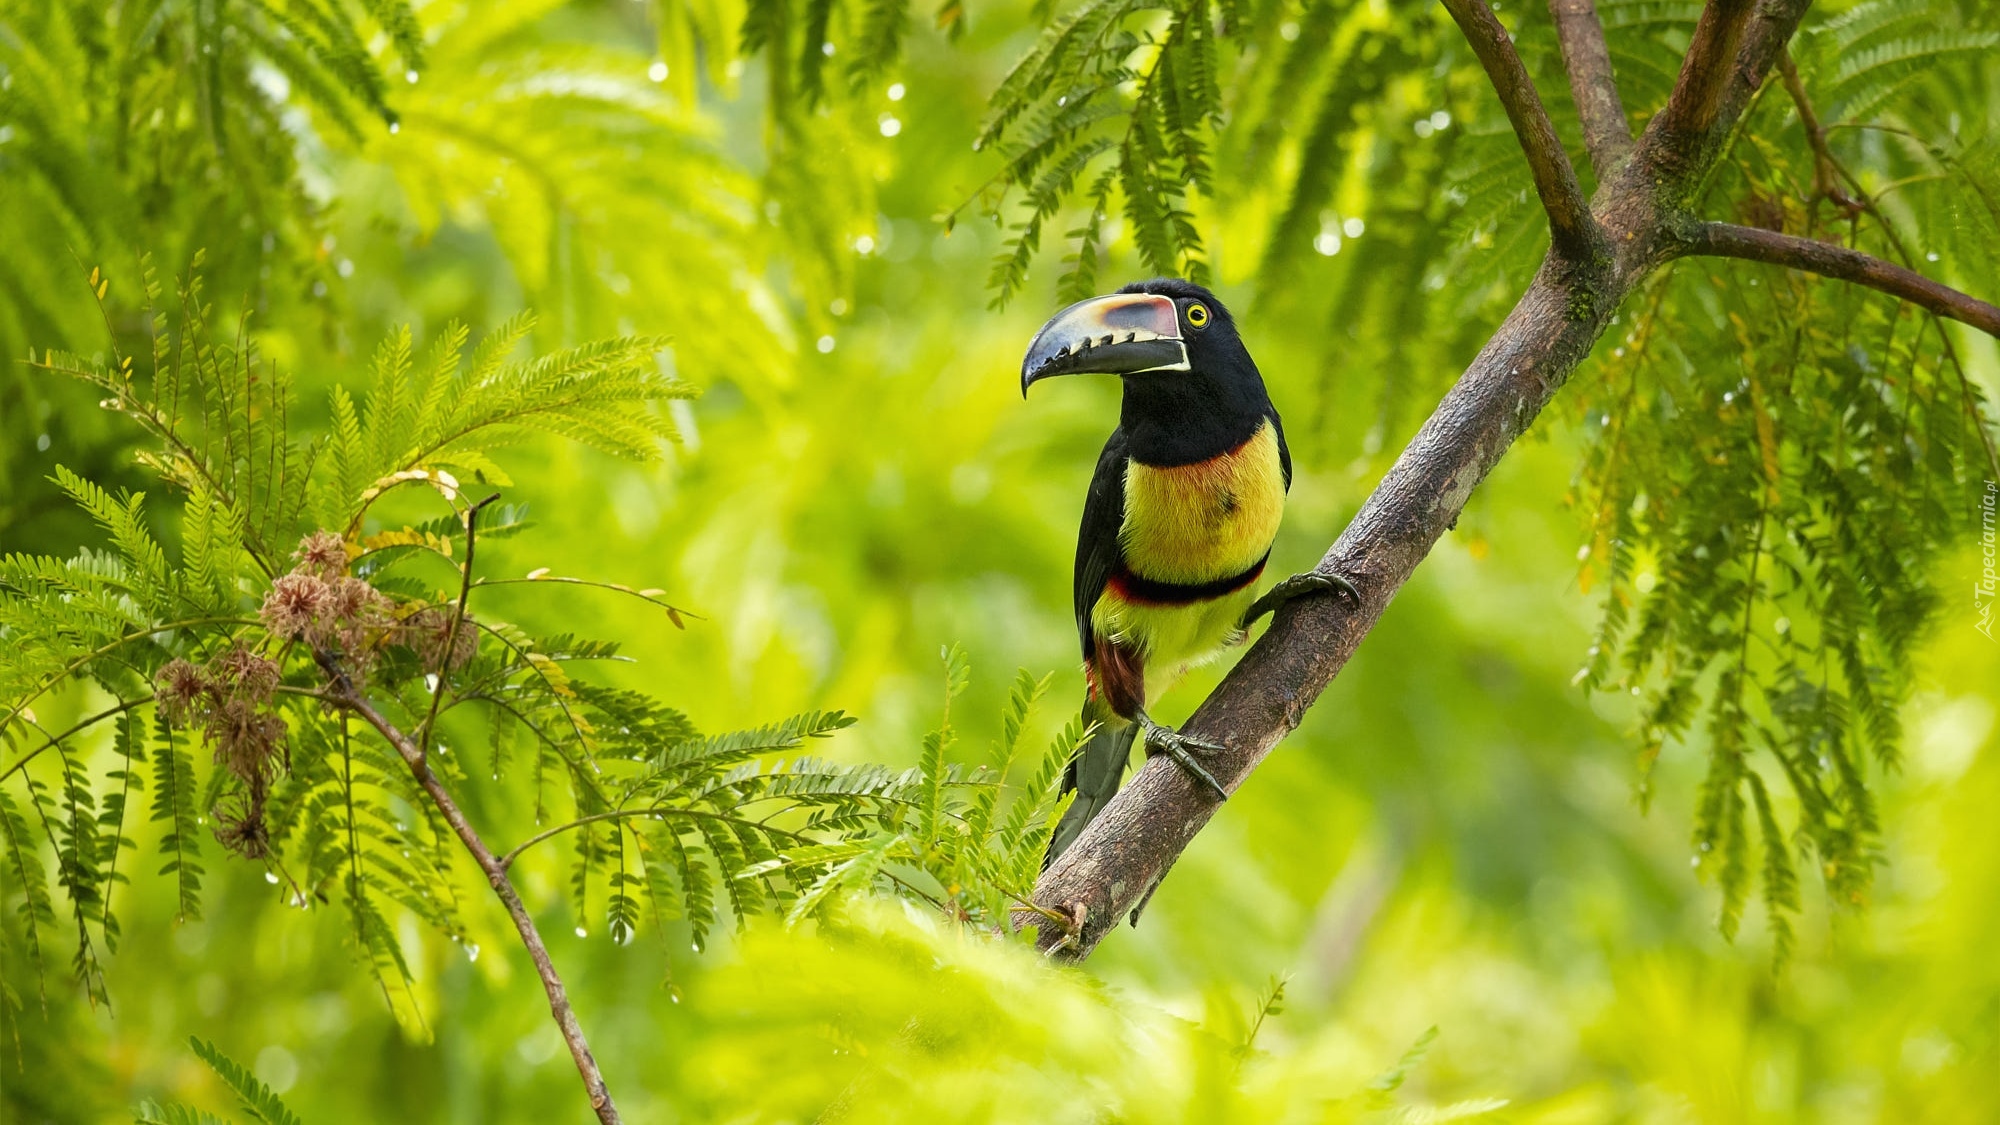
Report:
1020,278,1273,464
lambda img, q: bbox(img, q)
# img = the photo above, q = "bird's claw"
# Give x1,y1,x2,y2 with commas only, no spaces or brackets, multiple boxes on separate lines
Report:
1138,715,1229,801
1240,570,1361,630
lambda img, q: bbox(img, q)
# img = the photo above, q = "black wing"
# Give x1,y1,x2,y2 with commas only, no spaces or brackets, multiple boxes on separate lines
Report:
1269,408,1293,491
1073,427,1129,660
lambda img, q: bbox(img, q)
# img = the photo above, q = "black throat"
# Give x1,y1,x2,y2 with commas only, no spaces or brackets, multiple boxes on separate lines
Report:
1117,368,1273,467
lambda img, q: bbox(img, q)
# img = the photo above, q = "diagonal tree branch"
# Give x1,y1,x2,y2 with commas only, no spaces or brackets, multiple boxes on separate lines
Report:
1547,0,1634,178
1712,0,1815,149
1440,0,1602,260
1682,223,2000,338
315,656,625,1125
1027,249,1642,957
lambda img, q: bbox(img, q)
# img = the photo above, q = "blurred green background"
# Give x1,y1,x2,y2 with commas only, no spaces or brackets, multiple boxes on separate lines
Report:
3,0,1998,1121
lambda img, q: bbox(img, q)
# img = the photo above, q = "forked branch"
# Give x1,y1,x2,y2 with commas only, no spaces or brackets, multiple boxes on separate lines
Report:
316,656,624,1125
1440,0,1601,260
1684,223,2000,338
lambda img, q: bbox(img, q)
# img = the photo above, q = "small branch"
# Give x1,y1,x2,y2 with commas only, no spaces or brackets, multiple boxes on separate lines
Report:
1683,223,2000,339
317,654,624,1125
0,695,154,786
498,805,804,870
473,576,700,624
1440,0,1601,260
1708,0,1815,155
1777,51,1861,214
417,493,500,758
502,810,651,870
1546,0,1633,178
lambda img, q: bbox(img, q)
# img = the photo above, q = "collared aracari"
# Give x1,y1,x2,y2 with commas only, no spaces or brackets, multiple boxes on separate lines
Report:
1022,279,1355,867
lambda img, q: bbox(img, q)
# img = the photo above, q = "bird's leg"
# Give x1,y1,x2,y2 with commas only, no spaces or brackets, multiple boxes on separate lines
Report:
1136,711,1229,801
1240,570,1361,630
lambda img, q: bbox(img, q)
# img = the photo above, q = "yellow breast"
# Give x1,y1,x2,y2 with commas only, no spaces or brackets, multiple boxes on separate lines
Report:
1120,419,1285,584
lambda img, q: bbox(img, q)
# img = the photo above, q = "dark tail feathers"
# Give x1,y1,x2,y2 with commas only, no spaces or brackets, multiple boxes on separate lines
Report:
1043,711,1137,869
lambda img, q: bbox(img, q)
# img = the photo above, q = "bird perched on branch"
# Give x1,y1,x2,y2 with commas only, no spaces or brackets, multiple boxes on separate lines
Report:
1023,279,1355,868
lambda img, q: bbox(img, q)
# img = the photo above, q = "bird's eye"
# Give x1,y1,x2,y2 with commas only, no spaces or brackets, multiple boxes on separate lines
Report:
1186,303,1210,329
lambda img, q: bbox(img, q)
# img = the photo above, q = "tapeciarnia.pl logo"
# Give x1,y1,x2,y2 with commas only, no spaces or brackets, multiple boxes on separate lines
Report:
1979,480,1997,641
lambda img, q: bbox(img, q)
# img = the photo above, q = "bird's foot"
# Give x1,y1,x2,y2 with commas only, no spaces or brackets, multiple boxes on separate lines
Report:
1137,713,1229,801
1240,570,1361,630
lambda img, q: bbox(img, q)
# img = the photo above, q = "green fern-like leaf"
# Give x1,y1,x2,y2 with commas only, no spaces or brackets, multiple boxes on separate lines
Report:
0,785,55,1002
149,717,204,923
188,1037,304,1125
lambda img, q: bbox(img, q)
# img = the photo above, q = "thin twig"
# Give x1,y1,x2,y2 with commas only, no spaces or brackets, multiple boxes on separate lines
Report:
0,616,260,764
1546,0,1633,178
316,653,624,1125
473,576,699,624
0,695,154,786
1440,0,1602,260
1683,223,2000,338
499,805,812,870
417,493,500,758
1777,50,1861,215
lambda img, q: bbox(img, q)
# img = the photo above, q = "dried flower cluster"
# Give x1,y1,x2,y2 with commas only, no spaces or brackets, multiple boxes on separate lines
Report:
259,533,394,658
259,530,477,674
153,645,287,858
152,532,484,859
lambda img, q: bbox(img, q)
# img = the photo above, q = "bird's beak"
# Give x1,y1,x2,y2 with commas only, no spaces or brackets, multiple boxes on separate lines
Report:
1020,293,1187,396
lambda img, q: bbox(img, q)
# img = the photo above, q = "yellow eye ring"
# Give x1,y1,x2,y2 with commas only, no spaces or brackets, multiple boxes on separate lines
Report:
1187,303,1210,328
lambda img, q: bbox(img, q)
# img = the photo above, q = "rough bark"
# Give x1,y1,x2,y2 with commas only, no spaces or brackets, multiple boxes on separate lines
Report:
1653,0,1755,159
1547,0,1634,178
1025,0,2000,959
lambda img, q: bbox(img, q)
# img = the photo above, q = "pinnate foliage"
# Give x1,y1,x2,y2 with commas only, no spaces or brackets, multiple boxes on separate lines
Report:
757,650,1082,933
1562,1,1998,963
134,1037,302,1125
0,265,1076,1034
685,899,1505,1122
970,0,1231,305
